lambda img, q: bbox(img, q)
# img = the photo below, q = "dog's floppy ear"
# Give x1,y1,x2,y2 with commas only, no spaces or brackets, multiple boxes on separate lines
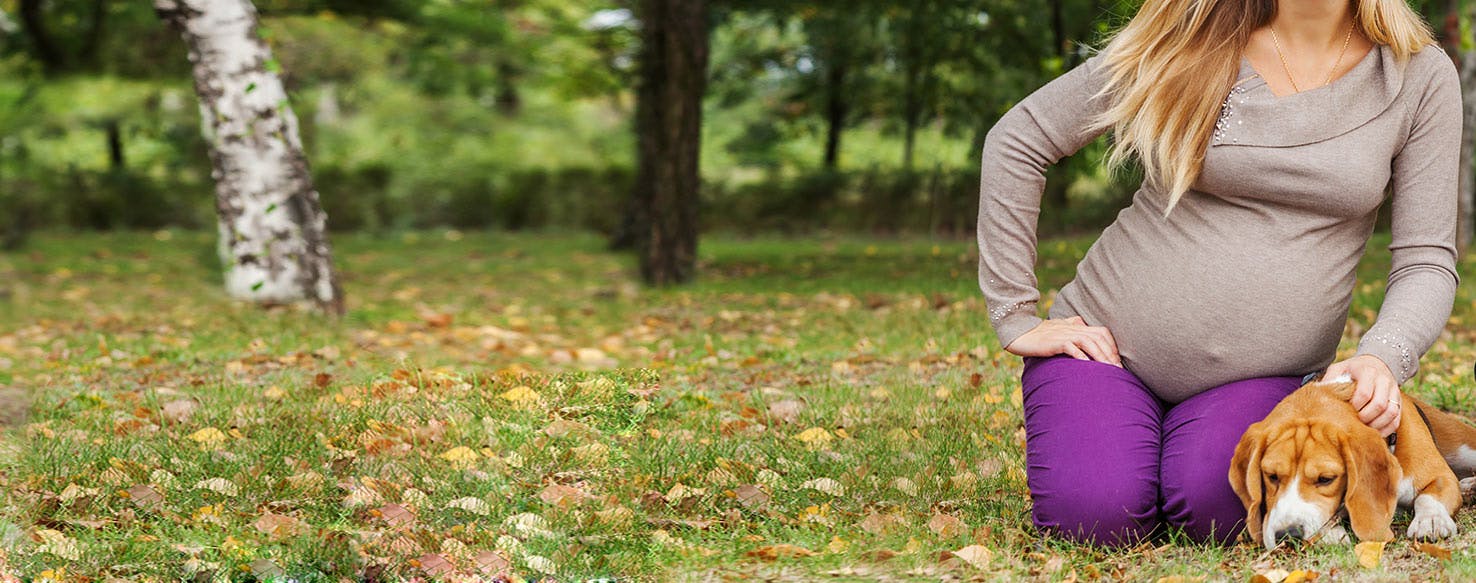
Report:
1229,422,1269,545
1341,428,1399,543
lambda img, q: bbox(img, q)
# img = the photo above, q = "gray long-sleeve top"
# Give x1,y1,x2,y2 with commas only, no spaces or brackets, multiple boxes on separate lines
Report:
978,42,1463,403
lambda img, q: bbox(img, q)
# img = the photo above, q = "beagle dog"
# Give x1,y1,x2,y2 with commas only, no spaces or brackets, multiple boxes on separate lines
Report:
1229,374,1476,550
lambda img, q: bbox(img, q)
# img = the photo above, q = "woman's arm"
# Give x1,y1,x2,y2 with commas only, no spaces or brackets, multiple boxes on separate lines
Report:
978,52,1113,350
1353,49,1464,386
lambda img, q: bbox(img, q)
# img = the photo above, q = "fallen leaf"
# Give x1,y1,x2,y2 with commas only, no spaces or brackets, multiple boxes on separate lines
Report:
253,512,306,541
1355,540,1385,569
928,513,966,538
1416,541,1452,561
195,478,239,497
160,400,198,424
440,446,479,467
734,484,770,510
412,553,455,576
34,529,81,561
768,400,805,424
1282,571,1316,583
794,427,833,446
946,544,992,569
446,497,492,516
474,550,512,575
801,478,844,496
747,544,817,560
500,385,540,404
374,503,417,528
187,427,227,447
524,554,558,574
539,483,585,507
1250,568,1289,583
125,484,164,511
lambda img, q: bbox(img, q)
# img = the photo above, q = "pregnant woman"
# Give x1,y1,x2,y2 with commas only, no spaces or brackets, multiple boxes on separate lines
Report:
978,0,1462,546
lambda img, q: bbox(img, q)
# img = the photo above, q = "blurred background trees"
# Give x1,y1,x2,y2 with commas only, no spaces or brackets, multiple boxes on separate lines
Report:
0,0,1471,264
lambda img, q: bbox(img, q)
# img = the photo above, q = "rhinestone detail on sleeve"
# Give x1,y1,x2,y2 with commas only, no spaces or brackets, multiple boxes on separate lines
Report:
1363,329,1415,381
988,301,1033,326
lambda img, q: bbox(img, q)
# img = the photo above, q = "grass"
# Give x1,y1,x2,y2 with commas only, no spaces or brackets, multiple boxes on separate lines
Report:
2,230,1476,581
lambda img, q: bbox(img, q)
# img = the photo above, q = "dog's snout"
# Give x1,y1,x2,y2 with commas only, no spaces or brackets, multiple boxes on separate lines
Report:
1273,525,1305,544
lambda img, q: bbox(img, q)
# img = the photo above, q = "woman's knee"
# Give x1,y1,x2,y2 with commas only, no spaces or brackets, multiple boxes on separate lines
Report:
1161,468,1246,544
1031,476,1161,546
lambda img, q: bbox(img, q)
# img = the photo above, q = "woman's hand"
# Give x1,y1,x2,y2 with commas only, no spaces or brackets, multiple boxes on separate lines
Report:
1324,355,1400,437
1004,315,1123,367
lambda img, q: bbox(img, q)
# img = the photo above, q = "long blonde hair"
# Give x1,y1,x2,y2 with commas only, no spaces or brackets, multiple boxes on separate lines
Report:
1085,0,1437,217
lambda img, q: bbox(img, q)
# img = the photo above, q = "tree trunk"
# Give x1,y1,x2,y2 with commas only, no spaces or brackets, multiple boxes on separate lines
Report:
902,65,919,171
18,0,64,74
157,0,344,314
105,119,125,170
631,0,709,285
823,59,847,170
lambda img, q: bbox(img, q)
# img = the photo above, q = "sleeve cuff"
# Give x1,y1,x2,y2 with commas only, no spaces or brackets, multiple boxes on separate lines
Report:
1354,331,1418,385
992,310,1042,351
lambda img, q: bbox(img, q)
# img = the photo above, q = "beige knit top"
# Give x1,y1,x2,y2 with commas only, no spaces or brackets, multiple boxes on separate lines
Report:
978,42,1463,403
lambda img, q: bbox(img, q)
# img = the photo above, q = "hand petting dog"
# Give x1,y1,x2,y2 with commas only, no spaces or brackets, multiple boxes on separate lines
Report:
1323,354,1400,438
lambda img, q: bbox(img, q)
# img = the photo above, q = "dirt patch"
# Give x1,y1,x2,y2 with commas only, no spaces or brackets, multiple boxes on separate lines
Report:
0,388,28,428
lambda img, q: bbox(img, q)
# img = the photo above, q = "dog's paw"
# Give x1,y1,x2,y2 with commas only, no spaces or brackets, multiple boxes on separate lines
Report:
1460,476,1476,496
1407,496,1458,540
1314,524,1349,545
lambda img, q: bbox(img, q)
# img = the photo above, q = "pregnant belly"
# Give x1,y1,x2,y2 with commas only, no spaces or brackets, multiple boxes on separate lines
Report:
1049,242,1352,403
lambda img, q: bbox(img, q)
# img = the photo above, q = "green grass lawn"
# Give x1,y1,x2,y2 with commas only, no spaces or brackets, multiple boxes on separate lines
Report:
3,230,1476,582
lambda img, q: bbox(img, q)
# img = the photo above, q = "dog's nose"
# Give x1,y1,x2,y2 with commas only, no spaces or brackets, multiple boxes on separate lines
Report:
1273,525,1305,544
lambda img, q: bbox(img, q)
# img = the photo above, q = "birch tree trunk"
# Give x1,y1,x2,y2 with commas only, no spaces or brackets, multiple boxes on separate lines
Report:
156,0,344,314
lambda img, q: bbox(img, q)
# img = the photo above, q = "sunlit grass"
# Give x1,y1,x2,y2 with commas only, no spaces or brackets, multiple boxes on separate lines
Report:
1,230,1474,581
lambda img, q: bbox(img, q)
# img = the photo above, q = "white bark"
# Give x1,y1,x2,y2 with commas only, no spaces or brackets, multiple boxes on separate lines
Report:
157,0,343,314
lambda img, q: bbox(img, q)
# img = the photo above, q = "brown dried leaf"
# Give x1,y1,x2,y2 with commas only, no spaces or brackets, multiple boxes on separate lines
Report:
1416,541,1452,561
412,553,455,576
125,484,163,511
928,513,966,538
373,503,416,528
253,512,306,541
539,483,585,508
768,400,805,424
160,399,197,424
474,550,512,575
734,484,770,510
746,544,816,560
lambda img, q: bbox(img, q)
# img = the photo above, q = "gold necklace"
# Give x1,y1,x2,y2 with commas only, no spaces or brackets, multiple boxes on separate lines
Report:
1268,20,1355,93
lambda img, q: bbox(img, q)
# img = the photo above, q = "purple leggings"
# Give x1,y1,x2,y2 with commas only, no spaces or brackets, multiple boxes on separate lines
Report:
1021,354,1307,546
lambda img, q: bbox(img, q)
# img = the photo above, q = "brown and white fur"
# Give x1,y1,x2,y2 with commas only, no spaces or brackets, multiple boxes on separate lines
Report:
1229,374,1476,550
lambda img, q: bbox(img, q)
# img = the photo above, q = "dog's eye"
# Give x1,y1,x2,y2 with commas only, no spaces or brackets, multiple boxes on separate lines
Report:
1267,474,1280,485
1316,475,1337,486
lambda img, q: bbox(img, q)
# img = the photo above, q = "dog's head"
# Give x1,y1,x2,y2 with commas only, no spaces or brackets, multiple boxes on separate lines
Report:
1228,381,1400,549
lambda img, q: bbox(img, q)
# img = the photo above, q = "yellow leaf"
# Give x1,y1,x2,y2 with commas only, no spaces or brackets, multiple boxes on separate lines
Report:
793,427,833,446
188,427,227,447
440,446,480,467
1355,541,1385,569
499,386,540,407
1282,571,1315,583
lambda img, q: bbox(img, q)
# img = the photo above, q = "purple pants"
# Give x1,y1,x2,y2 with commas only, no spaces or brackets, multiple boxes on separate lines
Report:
1021,354,1306,546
